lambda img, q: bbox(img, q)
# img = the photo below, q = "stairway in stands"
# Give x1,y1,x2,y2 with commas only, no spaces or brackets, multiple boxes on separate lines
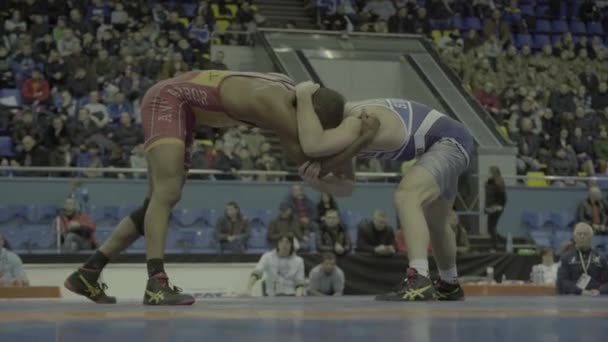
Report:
257,0,318,29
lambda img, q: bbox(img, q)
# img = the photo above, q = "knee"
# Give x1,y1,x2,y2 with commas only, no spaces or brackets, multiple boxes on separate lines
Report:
152,182,183,207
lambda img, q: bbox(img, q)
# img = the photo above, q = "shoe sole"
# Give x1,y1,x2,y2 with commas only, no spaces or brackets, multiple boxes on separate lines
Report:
374,295,436,302
142,298,196,306
63,278,117,304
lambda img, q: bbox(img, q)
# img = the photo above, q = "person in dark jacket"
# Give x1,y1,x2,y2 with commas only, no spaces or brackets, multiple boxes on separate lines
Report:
356,210,396,256
557,222,608,296
316,192,339,223
485,166,506,250
316,209,352,256
576,186,608,235
213,202,249,254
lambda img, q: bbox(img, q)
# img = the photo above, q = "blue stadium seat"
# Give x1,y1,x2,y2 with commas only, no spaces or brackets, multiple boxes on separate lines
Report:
103,206,120,223
347,228,357,249
463,17,482,31
587,22,604,36
256,209,278,227
0,205,12,223
8,205,26,219
247,229,268,254
522,211,546,230
118,204,138,220
452,16,463,30
172,207,205,227
200,208,219,227
308,232,316,252
535,5,549,17
87,205,107,223
533,19,551,33
129,237,145,252
23,224,55,250
551,20,569,34
533,35,551,49
530,230,552,247
4,227,31,251
546,211,575,230
520,4,534,17
551,35,562,45
24,205,57,224
0,136,14,157
0,88,22,107
570,20,587,35
183,3,197,17
515,34,533,48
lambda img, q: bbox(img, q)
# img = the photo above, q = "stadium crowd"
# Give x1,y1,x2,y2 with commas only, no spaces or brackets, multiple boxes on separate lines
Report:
315,0,608,181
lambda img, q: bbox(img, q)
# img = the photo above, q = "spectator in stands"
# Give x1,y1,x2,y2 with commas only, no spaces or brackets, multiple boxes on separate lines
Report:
571,126,595,176
592,82,608,112
106,144,129,179
550,84,576,116
244,235,305,297
216,142,241,180
316,209,352,256
576,186,608,235
206,49,228,70
45,49,67,88
214,202,250,254
93,49,117,86
485,165,506,251
108,112,141,152
241,127,266,158
0,233,29,287
548,147,578,186
516,117,541,174
44,116,71,149
78,142,104,178
483,9,511,45
20,68,50,105
54,197,96,252
49,138,74,175
594,127,608,173
12,111,40,145
111,2,129,32
531,248,560,285
71,108,99,147
267,203,309,251
308,253,345,296
316,193,339,223
356,210,396,256
107,93,134,123
362,0,396,21
283,184,317,233
413,6,432,36
476,82,500,117
16,135,48,173
67,67,96,98
84,91,110,128
388,6,414,34
557,222,608,296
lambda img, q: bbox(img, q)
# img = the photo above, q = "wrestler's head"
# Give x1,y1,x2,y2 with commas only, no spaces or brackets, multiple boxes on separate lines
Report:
311,87,345,129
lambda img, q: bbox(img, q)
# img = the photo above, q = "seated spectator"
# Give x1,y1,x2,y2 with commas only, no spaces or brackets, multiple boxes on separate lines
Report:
54,197,96,252
106,144,129,179
362,0,396,21
21,68,50,105
550,84,576,117
282,184,317,233
12,111,41,146
448,210,470,255
107,93,134,123
576,186,608,235
44,117,71,149
67,68,97,98
548,148,578,185
0,233,29,287
16,135,48,174
594,127,608,173
413,7,432,36
241,127,266,158
244,235,305,297
388,6,414,34
570,126,595,176
592,82,608,111
254,152,281,181
516,118,541,174
267,203,309,251
49,138,74,176
316,193,339,223
215,143,241,180
557,223,608,296
531,248,560,285
84,91,111,129
108,112,141,151
308,253,345,296
77,142,105,178
356,210,396,256
316,209,352,256
214,202,250,254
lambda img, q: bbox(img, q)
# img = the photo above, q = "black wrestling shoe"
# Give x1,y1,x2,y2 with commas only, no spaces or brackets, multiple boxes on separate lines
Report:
143,272,195,306
374,268,436,301
434,279,465,301
64,268,117,304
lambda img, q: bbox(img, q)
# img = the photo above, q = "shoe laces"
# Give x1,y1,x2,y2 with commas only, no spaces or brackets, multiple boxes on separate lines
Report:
155,274,183,294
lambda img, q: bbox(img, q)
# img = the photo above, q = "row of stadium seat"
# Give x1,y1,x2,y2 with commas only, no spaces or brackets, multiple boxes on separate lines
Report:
1,223,353,255
0,204,367,229
521,211,576,231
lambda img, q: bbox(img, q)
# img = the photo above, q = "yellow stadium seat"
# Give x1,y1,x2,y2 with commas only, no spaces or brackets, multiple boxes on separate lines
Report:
215,19,231,34
526,171,549,187
226,4,238,17
578,171,587,177
179,17,189,26
431,30,443,42
498,126,509,139
211,4,237,19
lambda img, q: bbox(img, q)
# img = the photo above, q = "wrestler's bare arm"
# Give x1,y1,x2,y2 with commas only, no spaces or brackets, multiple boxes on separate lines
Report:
295,82,361,157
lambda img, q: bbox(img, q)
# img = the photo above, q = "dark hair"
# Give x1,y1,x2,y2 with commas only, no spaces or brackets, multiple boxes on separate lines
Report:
276,234,295,255
321,253,335,262
311,87,345,129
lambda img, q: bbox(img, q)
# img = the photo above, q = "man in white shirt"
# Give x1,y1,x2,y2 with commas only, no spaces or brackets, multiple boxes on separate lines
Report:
0,233,29,287
308,253,345,296
530,248,560,285
244,235,306,296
